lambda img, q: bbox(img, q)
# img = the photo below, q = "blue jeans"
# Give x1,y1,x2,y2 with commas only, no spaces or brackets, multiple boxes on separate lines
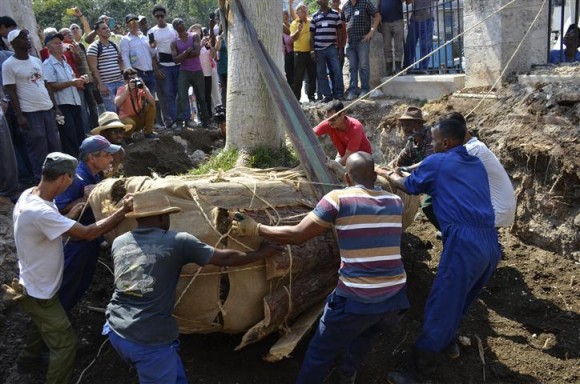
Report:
102,81,125,112
345,40,370,94
297,293,404,383
107,327,188,384
136,70,157,98
22,109,61,181
404,18,434,70
161,65,181,124
316,45,344,98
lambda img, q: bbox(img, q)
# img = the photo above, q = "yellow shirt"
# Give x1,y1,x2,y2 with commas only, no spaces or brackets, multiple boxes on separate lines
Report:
290,18,311,52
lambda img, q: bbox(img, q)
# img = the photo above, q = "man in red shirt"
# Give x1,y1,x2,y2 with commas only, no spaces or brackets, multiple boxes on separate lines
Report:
314,100,372,166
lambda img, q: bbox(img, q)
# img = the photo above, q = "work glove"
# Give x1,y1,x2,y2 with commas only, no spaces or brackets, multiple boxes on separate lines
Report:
232,212,261,237
2,278,25,301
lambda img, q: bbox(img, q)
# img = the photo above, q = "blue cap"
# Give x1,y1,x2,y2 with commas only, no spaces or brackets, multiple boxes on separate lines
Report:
79,135,121,155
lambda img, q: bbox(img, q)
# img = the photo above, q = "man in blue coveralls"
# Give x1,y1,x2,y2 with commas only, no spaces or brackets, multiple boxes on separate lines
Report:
378,119,501,384
55,135,121,312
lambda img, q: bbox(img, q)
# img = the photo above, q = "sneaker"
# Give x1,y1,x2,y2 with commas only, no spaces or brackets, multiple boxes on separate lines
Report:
322,96,334,103
171,121,183,131
185,120,198,129
153,123,165,131
346,92,357,101
369,89,384,98
144,132,159,140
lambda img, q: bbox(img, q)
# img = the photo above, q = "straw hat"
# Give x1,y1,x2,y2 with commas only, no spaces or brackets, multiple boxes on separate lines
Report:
398,106,425,122
91,111,132,135
125,189,182,219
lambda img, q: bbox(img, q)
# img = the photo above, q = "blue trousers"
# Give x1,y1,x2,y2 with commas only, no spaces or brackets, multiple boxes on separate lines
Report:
345,40,370,94
107,328,188,384
161,65,181,124
0,109,19,199
22,109,61,182
102,81,125,112
316,45,344,99
415,225,501,352
404,18,434,70
57,104,86,158
297,294,404,384
59,239,100,312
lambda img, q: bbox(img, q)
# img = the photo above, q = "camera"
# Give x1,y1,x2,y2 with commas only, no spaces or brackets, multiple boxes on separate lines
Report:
209,12,215,20
131,79,144,89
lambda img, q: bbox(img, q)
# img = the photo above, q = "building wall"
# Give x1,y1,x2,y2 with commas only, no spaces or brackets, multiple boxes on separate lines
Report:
464,0,548,88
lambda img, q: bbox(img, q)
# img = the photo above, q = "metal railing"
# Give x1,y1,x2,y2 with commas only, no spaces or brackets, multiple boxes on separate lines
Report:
402,0,464,74
547,0,580,63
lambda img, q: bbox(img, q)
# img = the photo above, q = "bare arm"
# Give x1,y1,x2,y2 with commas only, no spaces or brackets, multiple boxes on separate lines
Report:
208,241,280,266
66,194,133,241
258,216,327,245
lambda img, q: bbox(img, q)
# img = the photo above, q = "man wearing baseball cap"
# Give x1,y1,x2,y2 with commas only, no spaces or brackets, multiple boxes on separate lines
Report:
55,135,121,314
2,28,62,182
11,151,133,383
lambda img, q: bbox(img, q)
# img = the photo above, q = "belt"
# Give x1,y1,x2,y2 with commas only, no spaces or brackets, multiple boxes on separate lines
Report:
134,68,154,75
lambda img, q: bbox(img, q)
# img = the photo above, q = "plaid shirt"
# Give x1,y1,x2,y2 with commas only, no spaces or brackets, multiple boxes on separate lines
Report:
342,0,378,43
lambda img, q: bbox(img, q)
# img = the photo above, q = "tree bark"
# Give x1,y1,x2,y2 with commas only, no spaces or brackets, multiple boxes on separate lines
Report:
225,0,284,153
0,0,41,52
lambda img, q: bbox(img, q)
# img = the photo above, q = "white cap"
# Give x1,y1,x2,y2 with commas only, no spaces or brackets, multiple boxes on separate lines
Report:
7,29,23,44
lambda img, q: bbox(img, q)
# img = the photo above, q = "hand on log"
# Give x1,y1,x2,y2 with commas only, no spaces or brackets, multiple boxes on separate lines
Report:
232,212,261,237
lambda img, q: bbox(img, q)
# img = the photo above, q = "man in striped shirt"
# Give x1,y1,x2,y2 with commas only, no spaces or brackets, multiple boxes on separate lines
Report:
233,151,409,384
310,0,344,102
87,20,125,112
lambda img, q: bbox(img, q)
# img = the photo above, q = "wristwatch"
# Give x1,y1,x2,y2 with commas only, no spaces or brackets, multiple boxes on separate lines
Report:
370,27,375,32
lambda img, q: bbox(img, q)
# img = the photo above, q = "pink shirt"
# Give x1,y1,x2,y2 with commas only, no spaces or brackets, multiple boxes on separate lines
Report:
314,116,372,157
283,33,293,54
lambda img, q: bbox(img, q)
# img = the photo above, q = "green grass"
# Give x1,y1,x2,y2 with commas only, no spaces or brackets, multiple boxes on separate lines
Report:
249,144,299,169
188,148,239,175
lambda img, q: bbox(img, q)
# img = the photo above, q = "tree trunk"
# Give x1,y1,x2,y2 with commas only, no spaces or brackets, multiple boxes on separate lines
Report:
225,0,284,152
0,0,41,52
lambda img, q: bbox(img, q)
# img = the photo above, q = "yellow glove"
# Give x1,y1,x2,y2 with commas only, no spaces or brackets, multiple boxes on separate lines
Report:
232,212,261,237
2,278,25,301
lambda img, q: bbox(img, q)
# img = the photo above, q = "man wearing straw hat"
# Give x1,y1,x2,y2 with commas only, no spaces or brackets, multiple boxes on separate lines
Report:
389,106,433,169
10,152,133,384
233,152,409,384
55,135,122,313
103,189,280,383
91,111,132,177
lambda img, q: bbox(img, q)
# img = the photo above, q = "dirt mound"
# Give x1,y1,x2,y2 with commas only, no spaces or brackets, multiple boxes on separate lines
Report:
0,67,578,383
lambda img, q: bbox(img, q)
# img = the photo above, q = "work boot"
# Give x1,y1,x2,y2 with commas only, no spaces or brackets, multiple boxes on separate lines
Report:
385,61,393,76
338,371,357,384
387,347,436,384
444,340,460,359
394,61,403,75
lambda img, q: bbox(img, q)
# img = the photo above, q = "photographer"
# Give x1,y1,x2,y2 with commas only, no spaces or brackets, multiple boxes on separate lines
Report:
115,68,157,140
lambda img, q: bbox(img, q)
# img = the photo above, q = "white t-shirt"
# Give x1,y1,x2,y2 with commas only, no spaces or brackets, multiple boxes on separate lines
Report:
2,55,54,112
199,46,212,76
149,25,178,67
13,188,76,299
465,137,516,227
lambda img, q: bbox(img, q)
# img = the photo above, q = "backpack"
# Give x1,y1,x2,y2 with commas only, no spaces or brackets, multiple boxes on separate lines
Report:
96,40,119,58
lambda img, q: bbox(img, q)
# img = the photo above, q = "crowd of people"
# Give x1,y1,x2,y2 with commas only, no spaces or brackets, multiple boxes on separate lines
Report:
1,1,568,384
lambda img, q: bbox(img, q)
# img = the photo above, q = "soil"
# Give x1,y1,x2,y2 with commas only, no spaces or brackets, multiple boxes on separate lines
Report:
0,65,578,384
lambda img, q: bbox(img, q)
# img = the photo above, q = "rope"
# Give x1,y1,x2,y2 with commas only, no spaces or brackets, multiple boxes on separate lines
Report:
326,0,522,121
74,338,109,384
466,0,548,118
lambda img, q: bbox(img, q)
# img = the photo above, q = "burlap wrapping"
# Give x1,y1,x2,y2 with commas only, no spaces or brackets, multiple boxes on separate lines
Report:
88,167,420,358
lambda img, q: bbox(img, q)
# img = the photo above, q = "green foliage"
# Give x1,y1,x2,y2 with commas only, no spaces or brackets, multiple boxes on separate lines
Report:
33,0,217,32
249,145,299,169
189,148,239,175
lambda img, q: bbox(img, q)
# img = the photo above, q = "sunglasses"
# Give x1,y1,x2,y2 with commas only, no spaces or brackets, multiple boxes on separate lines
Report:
71,27,80,30
106,128,125,135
